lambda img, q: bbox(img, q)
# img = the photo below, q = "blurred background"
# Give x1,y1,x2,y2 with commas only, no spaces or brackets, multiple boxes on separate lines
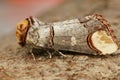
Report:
0,0,120,37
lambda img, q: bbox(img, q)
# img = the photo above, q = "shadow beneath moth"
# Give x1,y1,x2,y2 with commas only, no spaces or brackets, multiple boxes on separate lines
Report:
16,14,119,58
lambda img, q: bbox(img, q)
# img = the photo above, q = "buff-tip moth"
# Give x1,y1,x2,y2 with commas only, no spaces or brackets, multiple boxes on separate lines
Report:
16,14,119,58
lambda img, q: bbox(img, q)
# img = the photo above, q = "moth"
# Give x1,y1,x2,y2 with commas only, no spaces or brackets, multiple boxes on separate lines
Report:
16,14,119,58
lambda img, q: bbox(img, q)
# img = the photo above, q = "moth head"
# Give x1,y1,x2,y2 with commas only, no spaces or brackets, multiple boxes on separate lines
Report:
16,17,34,47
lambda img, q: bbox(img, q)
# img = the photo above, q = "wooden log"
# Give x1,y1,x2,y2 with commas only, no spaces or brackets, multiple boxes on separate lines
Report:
16,14,119,55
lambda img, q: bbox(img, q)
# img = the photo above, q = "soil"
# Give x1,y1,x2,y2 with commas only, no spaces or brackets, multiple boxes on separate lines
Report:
0,0,120,80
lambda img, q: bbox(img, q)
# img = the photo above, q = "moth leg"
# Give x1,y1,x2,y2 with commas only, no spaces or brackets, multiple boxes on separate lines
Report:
30,49,36,61
55,50,67,57
47,50,52,58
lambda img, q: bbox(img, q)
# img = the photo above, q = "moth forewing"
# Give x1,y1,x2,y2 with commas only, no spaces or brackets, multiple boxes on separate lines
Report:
16,14,119,56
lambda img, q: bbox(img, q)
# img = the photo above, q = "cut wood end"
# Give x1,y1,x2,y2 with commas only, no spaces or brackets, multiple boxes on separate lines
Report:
89,30,118,55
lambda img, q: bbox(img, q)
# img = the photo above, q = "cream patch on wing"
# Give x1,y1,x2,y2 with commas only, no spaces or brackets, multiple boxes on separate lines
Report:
71,36,77,46
91,30,118,54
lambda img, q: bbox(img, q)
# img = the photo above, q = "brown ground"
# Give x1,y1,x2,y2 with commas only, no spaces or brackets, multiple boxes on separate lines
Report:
0,0,120,80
